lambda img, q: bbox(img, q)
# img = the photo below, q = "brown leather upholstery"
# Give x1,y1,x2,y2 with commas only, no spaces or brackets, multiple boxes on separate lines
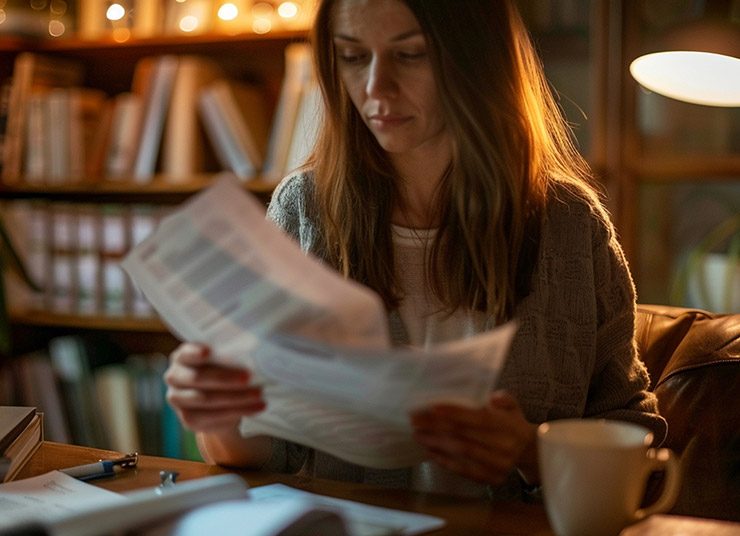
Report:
635,304,740,521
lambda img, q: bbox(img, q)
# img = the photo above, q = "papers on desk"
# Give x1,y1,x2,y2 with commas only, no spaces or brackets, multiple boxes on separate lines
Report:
247,483,445,536
121,174,516,469
0,472,443,536
0,470,125,530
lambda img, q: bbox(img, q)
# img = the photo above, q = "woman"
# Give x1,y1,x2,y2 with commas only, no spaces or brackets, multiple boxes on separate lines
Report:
165,0,666,498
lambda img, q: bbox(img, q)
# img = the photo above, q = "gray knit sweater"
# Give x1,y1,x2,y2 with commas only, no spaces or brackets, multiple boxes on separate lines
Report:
260,172,667,497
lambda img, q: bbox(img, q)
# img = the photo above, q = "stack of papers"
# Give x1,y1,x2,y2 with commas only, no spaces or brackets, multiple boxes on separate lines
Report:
0,471,444,535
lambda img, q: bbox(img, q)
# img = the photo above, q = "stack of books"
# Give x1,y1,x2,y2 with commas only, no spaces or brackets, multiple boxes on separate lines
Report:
0,406,44,482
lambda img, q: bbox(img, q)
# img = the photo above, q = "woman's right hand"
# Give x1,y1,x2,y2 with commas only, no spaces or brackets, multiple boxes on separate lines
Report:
164,342,266,433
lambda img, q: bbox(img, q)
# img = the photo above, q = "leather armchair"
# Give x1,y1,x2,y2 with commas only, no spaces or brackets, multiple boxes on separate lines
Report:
635,304,740,521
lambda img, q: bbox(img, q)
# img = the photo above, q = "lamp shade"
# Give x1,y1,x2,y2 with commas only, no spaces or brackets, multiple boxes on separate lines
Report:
629,14,740,107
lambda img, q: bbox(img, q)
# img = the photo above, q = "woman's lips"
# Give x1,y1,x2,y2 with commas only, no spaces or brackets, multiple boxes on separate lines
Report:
368,115,411,129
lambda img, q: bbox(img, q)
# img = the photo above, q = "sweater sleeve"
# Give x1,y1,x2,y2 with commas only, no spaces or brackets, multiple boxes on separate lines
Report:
583,208,668,445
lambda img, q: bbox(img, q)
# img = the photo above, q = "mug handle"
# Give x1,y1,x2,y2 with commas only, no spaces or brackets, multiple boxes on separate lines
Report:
634,448,681,520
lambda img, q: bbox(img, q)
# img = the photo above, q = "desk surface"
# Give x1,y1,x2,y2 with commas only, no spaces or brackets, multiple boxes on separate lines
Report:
21,441,554,535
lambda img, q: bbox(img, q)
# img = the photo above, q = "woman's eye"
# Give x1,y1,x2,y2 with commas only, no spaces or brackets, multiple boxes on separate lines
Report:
337,51,367,64
397,50,427,61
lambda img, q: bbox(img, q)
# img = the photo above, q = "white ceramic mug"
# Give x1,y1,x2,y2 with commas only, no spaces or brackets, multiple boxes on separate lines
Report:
538,419,680,536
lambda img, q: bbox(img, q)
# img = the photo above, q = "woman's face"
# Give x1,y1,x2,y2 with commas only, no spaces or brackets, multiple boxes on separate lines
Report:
332,0,449,158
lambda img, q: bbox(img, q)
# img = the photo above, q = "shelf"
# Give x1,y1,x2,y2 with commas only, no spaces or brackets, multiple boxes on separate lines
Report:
630,155,740,182
0,176,277,203
0,30,308,53
10,309,169,332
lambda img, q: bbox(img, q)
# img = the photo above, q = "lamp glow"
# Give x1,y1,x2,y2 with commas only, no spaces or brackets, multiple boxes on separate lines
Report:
106,3,125,21
277,1,298,19
218,2,238,20
630,51,740,107
179,14,200,32
48,19,65,36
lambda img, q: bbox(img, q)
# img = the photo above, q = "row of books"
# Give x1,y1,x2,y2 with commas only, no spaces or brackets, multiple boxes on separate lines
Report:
0,43,320,186
2,200,166,318
0,336,200,460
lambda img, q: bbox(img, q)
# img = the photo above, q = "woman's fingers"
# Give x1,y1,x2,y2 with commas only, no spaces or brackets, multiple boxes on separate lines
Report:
173,401,267,432
164,342,267,433
166,385,264,410
409,391,535,485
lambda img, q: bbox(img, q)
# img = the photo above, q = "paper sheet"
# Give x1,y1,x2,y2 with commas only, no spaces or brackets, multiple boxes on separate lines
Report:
122,174,517,469
0,470,125,529
248,483,445,536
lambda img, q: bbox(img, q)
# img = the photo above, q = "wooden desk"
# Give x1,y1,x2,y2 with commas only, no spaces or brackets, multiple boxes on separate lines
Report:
20,441,554,535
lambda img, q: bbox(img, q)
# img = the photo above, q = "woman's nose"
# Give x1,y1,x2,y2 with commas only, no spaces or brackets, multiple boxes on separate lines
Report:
366,56,398,99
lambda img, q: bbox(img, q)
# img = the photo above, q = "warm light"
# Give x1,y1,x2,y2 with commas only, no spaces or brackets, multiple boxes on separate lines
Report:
217,2,238,20
48,19,65,36
252,17,271,33
277,1,298,19
630,51,740,107
179,14,200,32
106,3,126,21
112,27,130,41
49,0,66,15
252,1,272,17
0,10,6,24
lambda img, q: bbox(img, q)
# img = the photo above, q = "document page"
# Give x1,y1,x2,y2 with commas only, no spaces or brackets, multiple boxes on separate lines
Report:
248,483,446,536
122,174,517,469
0,470,125,529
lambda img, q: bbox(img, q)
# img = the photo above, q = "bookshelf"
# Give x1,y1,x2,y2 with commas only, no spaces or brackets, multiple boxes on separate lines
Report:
0,23,311,456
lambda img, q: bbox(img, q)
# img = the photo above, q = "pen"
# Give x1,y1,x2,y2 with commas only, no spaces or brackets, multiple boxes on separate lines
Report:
60,453,138,482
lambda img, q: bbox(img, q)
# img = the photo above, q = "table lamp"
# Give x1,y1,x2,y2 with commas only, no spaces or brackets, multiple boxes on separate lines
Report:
629,0,740,107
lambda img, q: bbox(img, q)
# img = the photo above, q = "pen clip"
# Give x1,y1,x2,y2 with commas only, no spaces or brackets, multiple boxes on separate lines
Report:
104,452,139,469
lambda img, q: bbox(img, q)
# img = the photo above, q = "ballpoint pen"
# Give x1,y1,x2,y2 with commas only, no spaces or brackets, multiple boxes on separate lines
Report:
60,453,139,482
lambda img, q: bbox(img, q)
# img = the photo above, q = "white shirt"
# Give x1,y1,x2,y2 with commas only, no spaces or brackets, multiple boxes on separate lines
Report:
392,224,489,496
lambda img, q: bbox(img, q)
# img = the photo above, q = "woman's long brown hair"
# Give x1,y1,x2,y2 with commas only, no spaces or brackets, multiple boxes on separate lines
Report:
307,0,597,324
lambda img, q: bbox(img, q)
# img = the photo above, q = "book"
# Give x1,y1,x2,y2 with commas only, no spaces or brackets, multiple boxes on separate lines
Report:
131,55,179,183
48,335,123,449
0,406,35,453
284,80,322,176
99,204,130,316
199,78,271,181
125,353,166,456
262,43,315,184
67,88,108,182
104,92,144,180
161,55,223,181
14,351,71,444
94,364,141,453
2,52,84,184
23,93,46,182
0,406,43,482
49,202,79,313
76,204,102,315
0,200,48,311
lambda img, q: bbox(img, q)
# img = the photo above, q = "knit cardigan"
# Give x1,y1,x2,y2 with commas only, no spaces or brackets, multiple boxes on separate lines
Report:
258,172,667,495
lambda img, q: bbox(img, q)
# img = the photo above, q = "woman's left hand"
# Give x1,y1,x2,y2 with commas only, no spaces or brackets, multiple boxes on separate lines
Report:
410,390,539,486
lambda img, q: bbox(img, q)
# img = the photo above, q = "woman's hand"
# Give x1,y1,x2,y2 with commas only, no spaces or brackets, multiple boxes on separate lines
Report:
164,342,266,433
410,390,539,486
